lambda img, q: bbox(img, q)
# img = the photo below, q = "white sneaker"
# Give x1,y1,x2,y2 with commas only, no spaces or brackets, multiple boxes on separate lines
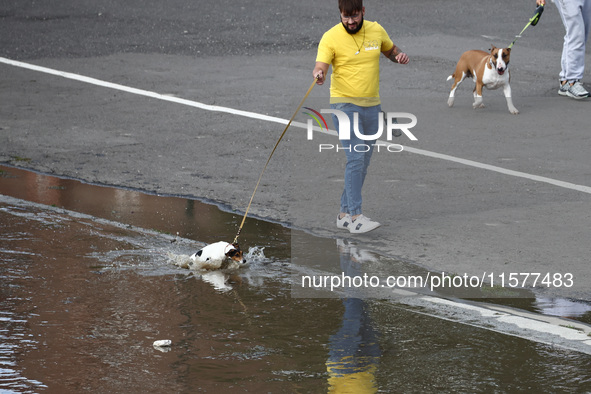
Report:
336,239,377,262
336,213,352,230
566,81,589,100
349,214,381,234
558,81,569,96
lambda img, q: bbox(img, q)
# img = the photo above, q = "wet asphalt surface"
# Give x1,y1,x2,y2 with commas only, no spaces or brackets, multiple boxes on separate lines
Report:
1,0,591,302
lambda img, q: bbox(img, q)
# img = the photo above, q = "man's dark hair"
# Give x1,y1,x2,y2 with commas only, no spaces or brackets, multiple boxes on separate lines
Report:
339,0,363,15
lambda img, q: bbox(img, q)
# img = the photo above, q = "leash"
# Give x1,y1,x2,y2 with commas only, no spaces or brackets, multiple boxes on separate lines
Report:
232,77,318,245
508,4,545,49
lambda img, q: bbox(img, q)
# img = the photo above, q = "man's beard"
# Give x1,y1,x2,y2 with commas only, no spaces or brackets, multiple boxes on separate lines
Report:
342,18,363,34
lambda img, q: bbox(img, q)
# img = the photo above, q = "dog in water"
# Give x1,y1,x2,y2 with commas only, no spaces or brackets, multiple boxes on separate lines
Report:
188,241,246,270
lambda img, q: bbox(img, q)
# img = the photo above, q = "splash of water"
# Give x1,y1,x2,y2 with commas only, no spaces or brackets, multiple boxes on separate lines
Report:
168,245,268,271
245,245,267,262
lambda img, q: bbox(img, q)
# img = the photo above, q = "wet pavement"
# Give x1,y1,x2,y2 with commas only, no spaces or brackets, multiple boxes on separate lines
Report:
2,165,591,392
2,0,591,391
2,0,591,304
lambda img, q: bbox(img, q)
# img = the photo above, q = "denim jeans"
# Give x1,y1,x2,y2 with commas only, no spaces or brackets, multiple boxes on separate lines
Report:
330,102,382,217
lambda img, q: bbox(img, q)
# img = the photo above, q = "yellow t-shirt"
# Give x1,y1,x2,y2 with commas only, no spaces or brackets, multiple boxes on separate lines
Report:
316,21,394,106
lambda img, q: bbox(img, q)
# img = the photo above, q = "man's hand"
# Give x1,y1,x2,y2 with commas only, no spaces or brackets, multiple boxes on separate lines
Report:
394,52,409,64
314,70,325,85
384,45,409,64
313,61,329,85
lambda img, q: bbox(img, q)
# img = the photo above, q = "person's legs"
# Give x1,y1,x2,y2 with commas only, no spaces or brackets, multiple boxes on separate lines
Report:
331,103,380,218
556,0,588,83
348,104,383,233
331,103,373,216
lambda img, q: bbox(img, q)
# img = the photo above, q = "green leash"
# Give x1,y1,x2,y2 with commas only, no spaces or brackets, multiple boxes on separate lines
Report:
508,4,545,49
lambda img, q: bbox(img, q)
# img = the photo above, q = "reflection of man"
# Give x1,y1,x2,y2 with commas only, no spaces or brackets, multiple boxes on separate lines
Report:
327,298,381,393
313,0,409,234
327,239,380,392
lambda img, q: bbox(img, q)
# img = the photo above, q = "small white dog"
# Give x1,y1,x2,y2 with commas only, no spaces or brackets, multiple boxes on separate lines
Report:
188,241,246,270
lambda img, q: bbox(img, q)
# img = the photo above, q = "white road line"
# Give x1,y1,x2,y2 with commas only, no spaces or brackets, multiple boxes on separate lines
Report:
3,56,591,195
401,145,591,194
0,57,289,126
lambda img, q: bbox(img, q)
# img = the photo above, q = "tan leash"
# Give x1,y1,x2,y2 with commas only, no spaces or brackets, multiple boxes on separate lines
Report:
233,77,318,244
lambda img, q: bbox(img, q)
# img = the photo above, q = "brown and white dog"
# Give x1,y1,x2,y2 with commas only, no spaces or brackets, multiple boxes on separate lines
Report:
188,241,246,270
447,46,518,114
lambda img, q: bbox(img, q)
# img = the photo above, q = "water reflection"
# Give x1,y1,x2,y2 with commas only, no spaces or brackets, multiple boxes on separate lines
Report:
2,165,591,392
0,198,336,393
535,297,591,319
327,240,381,393
0,164,291,257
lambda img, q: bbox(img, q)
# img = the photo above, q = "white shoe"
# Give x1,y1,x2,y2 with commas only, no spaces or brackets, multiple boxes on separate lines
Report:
336,239,376,262
558,81,569,96
349,214,381,234
565,81,589,100
336,213,352,230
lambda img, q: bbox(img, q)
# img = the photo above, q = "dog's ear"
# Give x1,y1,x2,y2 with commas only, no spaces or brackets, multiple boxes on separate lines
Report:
226,243,245,263
196,250,203,257
506,47,511,54
489,45,497,52
226,243,240,257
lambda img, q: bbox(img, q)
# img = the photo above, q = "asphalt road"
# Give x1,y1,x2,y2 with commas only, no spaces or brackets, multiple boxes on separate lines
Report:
1,0,590,300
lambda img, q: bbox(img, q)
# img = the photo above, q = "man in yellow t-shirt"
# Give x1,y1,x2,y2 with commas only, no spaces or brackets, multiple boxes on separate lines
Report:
313,0,409,234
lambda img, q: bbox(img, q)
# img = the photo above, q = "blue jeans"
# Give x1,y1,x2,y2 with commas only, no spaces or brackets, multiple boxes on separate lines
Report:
330,103,382,217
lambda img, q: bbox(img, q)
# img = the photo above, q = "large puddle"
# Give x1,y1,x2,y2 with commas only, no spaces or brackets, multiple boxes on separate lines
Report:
2,164,591,392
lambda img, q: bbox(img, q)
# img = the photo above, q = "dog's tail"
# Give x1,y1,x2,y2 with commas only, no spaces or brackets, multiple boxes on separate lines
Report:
446,75,453,82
